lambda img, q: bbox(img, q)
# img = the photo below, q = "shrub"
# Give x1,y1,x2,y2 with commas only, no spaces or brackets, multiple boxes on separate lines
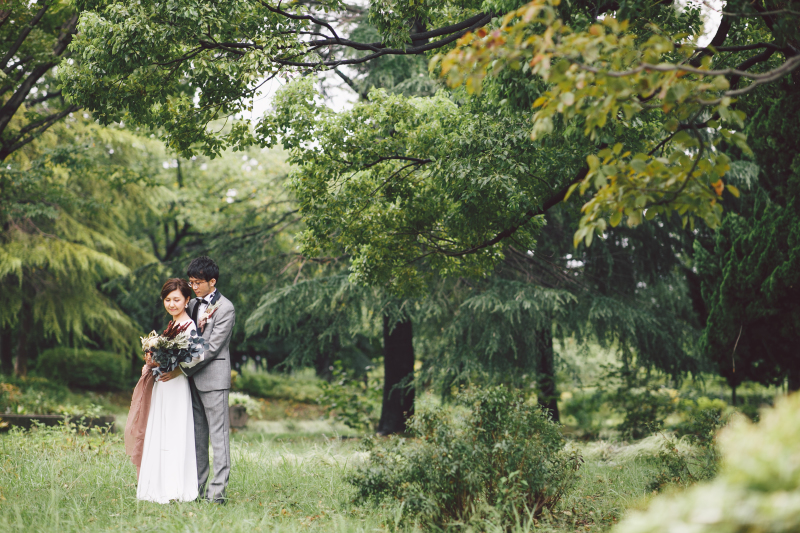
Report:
233,366,322,403
35,347,129,391
318,361,382,430
560,388,608,438
228,392,261,416
0,375,113,416
616,392,800,533
349,386,582,528
614,386,678,440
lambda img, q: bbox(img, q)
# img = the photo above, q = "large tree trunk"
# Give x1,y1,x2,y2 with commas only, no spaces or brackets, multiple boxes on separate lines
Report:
537,326,560,422
377,315,415,435
0,326,13,375
14,302,31,377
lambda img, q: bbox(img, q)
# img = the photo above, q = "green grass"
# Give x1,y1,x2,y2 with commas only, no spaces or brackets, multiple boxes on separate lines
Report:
0,415,670,533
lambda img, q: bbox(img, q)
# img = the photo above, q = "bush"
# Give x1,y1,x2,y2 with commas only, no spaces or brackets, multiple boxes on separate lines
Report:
613,386,678,440
560,388,609,438
616,392,800,533
233,366,322,403
35,347,129,391
0,375,113,416
349,386,582,528
228,392,262,416
318,361,382,430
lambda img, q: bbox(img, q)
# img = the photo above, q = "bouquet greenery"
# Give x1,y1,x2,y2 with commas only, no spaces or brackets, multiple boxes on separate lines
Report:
140,321,207,378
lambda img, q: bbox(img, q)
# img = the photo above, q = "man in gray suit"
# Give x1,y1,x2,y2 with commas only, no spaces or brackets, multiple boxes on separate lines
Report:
160,256,235,503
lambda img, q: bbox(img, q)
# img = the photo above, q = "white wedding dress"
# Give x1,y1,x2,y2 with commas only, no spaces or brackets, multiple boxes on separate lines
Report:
137,317,204,503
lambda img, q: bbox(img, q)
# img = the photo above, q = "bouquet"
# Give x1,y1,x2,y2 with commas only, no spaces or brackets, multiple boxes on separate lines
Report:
140,321,207,378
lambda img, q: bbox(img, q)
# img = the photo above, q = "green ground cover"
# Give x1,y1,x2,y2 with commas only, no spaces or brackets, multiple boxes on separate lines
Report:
0,413,669,533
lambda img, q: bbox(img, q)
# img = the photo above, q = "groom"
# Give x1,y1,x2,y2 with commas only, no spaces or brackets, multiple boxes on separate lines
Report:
160,256,235,503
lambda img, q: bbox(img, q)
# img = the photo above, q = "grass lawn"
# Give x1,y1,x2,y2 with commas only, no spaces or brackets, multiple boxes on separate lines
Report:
0,417,665,532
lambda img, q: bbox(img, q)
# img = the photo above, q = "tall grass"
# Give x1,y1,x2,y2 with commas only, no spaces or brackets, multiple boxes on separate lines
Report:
0,420,666,532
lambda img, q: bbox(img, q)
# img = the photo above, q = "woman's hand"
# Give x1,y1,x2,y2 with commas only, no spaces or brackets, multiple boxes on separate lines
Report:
159,367,183,383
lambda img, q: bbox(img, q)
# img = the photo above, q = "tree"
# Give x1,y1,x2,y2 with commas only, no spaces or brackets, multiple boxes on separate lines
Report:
441,0,799,242
0,0,80,161
63,0,800,254
1,117,158,375
695,88,800,398
63,0,799,416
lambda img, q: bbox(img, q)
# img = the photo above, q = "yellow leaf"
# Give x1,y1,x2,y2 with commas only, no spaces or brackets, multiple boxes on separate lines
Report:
609,210,623,227
726,184,740,198
563,182,580,201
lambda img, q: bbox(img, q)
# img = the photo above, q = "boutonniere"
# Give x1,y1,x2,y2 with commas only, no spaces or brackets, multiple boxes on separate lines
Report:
198,302,221,333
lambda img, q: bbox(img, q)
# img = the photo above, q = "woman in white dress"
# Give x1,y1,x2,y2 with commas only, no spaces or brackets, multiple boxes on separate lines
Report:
135,278,204,504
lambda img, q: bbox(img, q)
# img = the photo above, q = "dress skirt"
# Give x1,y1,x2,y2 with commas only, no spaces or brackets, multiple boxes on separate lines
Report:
136,373,199,503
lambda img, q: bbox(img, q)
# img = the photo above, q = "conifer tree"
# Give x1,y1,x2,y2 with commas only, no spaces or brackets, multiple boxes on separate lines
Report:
1,118,158,374
695,89,800,398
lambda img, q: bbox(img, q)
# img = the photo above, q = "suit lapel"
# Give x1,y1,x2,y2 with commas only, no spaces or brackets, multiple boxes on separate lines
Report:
209,290,222,306
190,299,201,324
200,291,222,338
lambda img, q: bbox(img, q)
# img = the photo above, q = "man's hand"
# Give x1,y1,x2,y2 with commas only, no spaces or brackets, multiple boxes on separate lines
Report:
159,367,183,382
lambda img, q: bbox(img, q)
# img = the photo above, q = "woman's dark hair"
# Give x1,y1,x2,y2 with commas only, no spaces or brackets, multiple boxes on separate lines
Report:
160,278,192,300
187,256,220,283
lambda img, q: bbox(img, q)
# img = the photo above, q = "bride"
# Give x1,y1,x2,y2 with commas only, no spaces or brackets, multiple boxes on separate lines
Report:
125,278,204,503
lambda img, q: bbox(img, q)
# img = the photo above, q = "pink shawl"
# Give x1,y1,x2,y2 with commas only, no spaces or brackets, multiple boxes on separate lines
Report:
124,366,155,479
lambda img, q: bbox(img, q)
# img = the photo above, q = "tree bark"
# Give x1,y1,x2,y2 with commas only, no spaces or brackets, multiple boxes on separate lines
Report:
14,302,31,377
788,367,800,392
537,326,560,422
377,314,415,435
0,325,13,375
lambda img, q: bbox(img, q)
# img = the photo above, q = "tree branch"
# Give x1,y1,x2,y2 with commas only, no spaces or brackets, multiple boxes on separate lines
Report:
25,89,64,107
0,5,49,71
428,166,590,258
273,13,494,68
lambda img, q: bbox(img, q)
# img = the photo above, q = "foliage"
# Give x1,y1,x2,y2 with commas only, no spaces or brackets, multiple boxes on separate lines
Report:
318,361,382,431
616,392,800,533
695,90,800,391
232,367,323,404
439,0,797,242
0,374,116,416
228,392,261,416
0,407,673,533
613,384,678,440
0,117,168,375
646,407,725,493
350,386,582,528
35,347,129,391
262,78,587,291
560,388,608,438
0,0,80,161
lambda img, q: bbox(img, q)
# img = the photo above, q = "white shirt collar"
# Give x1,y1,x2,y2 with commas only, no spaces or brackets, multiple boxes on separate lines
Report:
202,290,217,304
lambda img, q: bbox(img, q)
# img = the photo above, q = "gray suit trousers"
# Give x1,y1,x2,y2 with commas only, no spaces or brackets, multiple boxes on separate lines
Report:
190,382,230,501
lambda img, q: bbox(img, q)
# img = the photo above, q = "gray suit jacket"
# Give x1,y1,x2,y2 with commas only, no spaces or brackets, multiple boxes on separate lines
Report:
184,293,235,391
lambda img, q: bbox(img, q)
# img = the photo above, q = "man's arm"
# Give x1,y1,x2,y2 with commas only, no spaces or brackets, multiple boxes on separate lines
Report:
182,303,235,378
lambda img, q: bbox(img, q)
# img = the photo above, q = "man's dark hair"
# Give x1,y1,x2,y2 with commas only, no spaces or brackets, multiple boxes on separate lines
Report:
187,256,220,283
